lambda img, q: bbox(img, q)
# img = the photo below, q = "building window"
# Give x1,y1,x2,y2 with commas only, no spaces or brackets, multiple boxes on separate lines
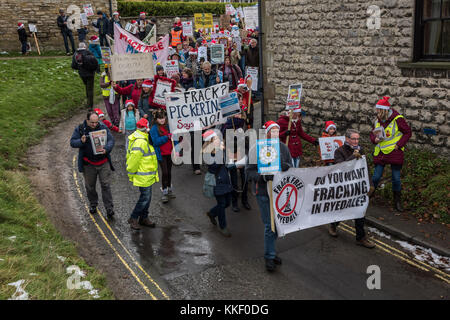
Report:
414,0,450,61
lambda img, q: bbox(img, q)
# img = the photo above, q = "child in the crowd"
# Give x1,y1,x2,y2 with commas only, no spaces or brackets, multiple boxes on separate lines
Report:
94,108,120,133
100,64,120,126
119,99,140,151
156,63,166,77
150,109,175,203
138,79,156,121
88,35,102,72
203,130,233,237
180,68,194,90
17,23,28,55
320,121,338,166
77,26,89,43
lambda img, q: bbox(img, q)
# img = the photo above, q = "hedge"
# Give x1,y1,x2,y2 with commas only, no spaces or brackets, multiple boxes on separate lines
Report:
117,1,257,17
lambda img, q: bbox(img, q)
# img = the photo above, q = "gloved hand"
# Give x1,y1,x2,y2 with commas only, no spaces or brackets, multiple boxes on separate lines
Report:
353,150,362,159
285,130,291,136
313,139,319,146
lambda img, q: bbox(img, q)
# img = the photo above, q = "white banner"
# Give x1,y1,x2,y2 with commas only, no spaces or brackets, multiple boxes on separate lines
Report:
182,21,194,37
271,158,370,237
318,136,345,160
166,83,229,133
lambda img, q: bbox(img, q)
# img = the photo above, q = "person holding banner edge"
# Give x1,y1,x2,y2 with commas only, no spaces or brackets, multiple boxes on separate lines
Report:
328,129,375,248
246,121,293,272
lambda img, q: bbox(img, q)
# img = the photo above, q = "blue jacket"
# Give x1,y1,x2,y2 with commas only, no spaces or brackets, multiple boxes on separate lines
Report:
208,158,232,196
70,121,115,172
149,124,169,162
89,43,102,64
195,71,218,89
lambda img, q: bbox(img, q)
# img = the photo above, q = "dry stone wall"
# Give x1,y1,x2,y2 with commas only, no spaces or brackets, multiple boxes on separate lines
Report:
263,0,450,155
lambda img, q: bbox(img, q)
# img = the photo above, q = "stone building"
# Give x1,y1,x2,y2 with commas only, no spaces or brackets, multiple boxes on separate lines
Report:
0,0,117,51
261,0,450,154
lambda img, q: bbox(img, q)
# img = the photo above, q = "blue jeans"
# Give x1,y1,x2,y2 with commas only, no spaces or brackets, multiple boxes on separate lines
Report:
210,193,231,229
131,186,152,219
372,164,402,192
256,195,277,260
21,41,27,54
292,157,301,168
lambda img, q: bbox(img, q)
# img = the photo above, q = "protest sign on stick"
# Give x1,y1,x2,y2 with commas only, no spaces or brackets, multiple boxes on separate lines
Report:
100,47,111,64
165,60,179,78
219,91,241,118
28,24,41,55
210,44,224,65
110,53,154,81
194,13,213,31
165,83,229,134
150,75,176,109
83,4,94,17
318,136,345,160
182,21,193,37
285,83,303,145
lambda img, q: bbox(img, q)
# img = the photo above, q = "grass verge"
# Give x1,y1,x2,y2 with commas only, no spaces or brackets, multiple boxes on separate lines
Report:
0,57,113,299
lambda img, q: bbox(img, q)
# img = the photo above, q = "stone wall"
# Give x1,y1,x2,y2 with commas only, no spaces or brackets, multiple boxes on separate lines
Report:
0,0,117,52
262,0,450,155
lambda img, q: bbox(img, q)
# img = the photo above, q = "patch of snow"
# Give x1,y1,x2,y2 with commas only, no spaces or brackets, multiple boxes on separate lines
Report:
368,227,391,239
8,280,29,300
29,273,38,276
8,236,16,242
395,240,450,272
57,255,66,263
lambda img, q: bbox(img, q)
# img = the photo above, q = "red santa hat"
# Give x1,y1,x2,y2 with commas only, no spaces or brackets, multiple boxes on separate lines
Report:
376,96,391,110
189,48,198,55
140,12,146,16
131,20,137,24
202,130,217,142
89,35,99,43
263,121,280,134
237,78,248,90
136,118,149,129
125,99,135,108
142,80,153,88
17,23,24,29
94,108,105,118
211,40,217,44
324,121,337,132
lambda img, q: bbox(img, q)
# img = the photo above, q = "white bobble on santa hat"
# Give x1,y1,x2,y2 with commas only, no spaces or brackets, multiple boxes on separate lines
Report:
113,11,119,16
376,96,391,110
202,130,217,142
263,121,280,134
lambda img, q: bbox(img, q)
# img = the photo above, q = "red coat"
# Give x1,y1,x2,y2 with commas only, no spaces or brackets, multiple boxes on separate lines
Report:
101,119,119,133
114,83,142,108
277,115,317,158
369,108,411,165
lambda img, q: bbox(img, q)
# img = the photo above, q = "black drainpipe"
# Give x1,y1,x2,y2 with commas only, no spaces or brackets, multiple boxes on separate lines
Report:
257,0,264,126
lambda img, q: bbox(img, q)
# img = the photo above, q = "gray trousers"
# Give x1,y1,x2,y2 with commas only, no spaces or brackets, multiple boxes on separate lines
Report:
82,163,114,211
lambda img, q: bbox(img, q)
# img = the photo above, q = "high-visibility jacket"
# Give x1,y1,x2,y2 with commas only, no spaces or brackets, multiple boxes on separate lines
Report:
102,73,111,97
373,114,405,156
126,130,159,187
171,29,182,47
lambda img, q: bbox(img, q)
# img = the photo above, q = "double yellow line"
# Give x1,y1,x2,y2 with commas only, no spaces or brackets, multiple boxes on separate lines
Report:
72,156,170,300
338,222,450,285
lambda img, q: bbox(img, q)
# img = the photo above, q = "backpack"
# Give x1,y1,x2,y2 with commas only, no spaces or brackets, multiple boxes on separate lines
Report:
83,53,99,72
75,52,84,68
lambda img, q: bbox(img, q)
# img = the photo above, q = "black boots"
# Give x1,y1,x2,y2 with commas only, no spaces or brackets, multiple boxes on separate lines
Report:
393,191,404,212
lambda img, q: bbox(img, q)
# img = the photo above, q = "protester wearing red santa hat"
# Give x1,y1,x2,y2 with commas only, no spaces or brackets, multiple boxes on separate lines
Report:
235,78,250,112
114,78,145,108
94,108,120,133
17,23,28,55
320,120,338,166
370,96,411,212
277,105,318,167
245,120,293,272
137,79,156,121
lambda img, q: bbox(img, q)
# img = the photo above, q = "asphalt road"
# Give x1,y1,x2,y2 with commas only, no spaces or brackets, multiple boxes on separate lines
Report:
71,129,450,300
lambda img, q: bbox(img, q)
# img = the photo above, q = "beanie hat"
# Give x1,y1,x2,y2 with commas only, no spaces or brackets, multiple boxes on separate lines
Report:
94,108,105,118
156,64,164,72
263,121,280,134
376,96,391,110
324,121,337,132
125,99,135,108
136,118,148,129
202,130,217,142
142,80,153,88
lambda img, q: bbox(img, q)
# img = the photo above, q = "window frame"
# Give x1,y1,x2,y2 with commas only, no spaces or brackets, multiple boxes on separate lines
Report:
414,0,450,61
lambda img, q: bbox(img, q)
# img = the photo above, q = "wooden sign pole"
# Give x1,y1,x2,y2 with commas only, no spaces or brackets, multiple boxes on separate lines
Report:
268,180,275,233
33,32,41,55
246,77,252,128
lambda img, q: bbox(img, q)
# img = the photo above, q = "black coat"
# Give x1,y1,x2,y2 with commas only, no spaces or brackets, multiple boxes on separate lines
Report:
18,28,27,42
71,49,96,78
57,15,71,33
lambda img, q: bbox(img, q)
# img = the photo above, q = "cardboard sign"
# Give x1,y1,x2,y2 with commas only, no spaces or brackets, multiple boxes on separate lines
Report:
246,67,258,91
286,83,303,110
83,4,94,17
198,46,208,62
165,83,229,133
210,44,224,65
182,21,193,37
194,13,213,31
271,158,369,236
219,14,231,29
100,46,112,64
110,53,154,81
257,139,281,175
28,24,37,33
318,136,345,160
165,60,179,78
80,13,89,26
243,5,259,30
219,91,241,118
150,76,176,108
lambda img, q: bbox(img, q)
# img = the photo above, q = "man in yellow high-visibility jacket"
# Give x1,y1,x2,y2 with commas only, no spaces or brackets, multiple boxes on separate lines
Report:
126,118,159,230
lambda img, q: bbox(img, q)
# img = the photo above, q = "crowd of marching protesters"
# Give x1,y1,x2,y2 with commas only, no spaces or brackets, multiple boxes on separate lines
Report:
68,10,412,273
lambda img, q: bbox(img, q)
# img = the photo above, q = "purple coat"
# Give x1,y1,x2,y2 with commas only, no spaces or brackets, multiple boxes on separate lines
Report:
369,109,411,165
